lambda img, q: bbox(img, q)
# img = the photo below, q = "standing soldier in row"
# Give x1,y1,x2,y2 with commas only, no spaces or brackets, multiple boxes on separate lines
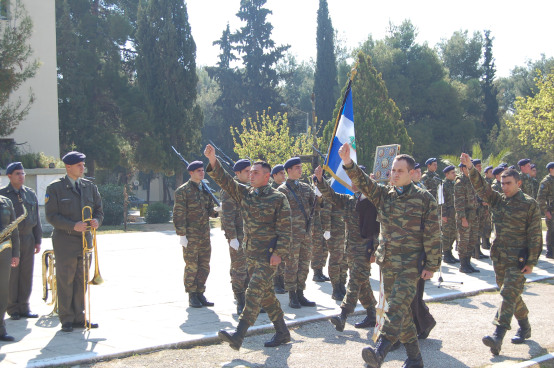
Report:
205,145,292,350
461,154,542,356
530,164,540,199
421,158,441,200
310,184,331,283
1,163,42,321
441,165,459,264
278,157,317,309
482,165,495,250
537,162,554,259
412,163,426,189
492,166,505,193
472,159,489,260
220,159,251,315
270,164,286,294
518,159,534,197
325,195,347,300
173,161,218,309
339,144,441,368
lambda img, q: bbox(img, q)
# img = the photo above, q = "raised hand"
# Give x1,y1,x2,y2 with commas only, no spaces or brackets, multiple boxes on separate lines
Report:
338,143,352,165
204,144,217,167
314,165,323,182
459,152,473,169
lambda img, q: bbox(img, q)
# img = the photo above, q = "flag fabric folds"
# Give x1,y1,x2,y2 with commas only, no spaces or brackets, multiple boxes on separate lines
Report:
324,82,357,195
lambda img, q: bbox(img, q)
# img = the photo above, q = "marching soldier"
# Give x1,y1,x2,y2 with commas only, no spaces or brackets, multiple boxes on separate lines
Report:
0,195,20,342
518,159,534,197
278,157,317,309
220,159,251,315
205,144,292,350
441,165,459,264
339,144,441,368
421,158,441,200
0,162,42,321
270,164,286,293
173,161,218,308
45,151,103,332
537,162,554,259
461,154,542,356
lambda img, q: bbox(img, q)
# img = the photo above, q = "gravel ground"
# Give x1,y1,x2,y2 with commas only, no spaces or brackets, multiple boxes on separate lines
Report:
84,279,554,368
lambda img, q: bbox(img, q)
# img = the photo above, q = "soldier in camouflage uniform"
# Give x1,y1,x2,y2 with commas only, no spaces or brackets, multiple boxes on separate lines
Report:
205,145,292,350
339,144,441,368
270,164,287,293
518,159,534,197
482,165,495,250
324,197,347,300
537,162,554,259
173,161,219,308
530,164,540,199
461,154,542,356
454,163,481,273
492,166,505,193
278,157,317,309
314,166,378,332
472,159,490,259
441,165,459,264
421,157,442,200
311,186,331,283
220,159,251,315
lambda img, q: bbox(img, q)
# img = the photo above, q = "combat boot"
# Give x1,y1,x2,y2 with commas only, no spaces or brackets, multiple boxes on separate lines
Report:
218,319,249,351
402,340,424,368
330,307,348,332
362,335,393,367
331,283,345,301
297,289,316,307
264,317,291,347
340,282,347,296
312,268,330,282
442,250,457,264
196,292,214,306
288,290,301,309
459,257,473,274
482,325,507,355
511,318,531,344
235,292,245,315
467,259,480,273
546,245,553,259
355,307,376,329
473,244,489,259
188,292,202,308
274,275,285,294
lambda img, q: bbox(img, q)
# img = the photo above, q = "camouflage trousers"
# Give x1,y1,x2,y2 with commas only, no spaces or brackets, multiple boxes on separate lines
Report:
380,261,419,344
228,238,249,294
546,216,553,252
341,240,376,313
441,216,457,252
182,239,211,293
327,228,347,285
284,233,312,291
311,229,328,270
479,206,492,238
491,254,528,329
456,210,479,258
240,257,284,326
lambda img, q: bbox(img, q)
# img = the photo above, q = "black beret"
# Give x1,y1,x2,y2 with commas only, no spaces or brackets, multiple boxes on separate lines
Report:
458,163,466,168
484,166,493,173
414,163,421,170
472,159,481,165
233,159,251,172
547,162,554,170
271,164,284,176
6,162,24,175
187,160,203,171
517,158,530,166
530,164,536,169
62,151,86,165
359,165,366,173
443,165,455,174
499,163,508,168
492,167,504,176
508,165,516,170
425,158,437,166
284,157,301,170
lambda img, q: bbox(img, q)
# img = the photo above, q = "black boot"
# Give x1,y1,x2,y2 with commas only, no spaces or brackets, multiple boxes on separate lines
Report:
467,258,480,273
473,244,489,259
483,237,491,250
362,335,393,367
264,317,291,347
297,289,316,307
482,326,507,355
312,268,330,282
340,282,347,296
196,292,214,306
274,275,286,294
218,319,249,351
331,283,344,301
546,245,553,259
330,307,348,332
459,257,473,274
235,292,245,315
442,250,457,264
189,292,202,308
511,318,531,344
355,307,376,329
288,290,301,309
402,340,424,368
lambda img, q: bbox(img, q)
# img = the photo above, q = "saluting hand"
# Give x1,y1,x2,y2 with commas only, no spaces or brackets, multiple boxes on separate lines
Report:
314,165,323,182
338,143,352,165
204,144,217,168
459,153,473,169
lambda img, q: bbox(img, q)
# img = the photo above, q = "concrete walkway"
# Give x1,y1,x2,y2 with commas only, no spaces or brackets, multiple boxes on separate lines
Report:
0,228,552,367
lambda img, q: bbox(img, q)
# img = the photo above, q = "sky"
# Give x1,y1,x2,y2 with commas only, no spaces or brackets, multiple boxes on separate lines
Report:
186,0,554,78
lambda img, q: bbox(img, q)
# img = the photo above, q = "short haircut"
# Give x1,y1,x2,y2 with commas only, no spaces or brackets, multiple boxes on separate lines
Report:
501,168,520,181
253,161,271,173
394,154,416,170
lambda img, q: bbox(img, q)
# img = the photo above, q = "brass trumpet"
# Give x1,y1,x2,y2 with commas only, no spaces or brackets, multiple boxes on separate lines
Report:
42,250,58,315
82,205,103,329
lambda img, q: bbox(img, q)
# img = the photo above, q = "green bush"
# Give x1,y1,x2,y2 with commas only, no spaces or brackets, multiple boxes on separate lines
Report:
145,202,171,224
98,184,124,226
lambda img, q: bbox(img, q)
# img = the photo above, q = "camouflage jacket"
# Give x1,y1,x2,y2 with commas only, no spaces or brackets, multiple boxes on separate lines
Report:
173,180,218,237
278,179,316,237
468,167,542,267
344,162,441,272
441,179,455,218
520,173,534,197
454,175,478,219
421,170,441,199
531,177,539,199
0,195,20,257
492,179,502,193
207,160,291,261
270,180,282,190
537,174,554,214
0,183,42,240
220,178,247,240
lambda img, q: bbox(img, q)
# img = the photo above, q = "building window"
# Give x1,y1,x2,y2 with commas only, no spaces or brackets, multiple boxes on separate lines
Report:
0,0,9,19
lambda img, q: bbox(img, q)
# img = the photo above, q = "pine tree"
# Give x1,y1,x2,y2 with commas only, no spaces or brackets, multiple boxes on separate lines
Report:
482,30,500,143
313,0,337,125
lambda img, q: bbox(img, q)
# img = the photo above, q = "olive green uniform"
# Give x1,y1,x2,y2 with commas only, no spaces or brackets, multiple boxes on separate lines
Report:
0,196,20,336
537,174,554,257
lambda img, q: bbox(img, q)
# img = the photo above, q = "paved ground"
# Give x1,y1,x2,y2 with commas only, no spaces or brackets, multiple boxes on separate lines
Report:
0,227,552,367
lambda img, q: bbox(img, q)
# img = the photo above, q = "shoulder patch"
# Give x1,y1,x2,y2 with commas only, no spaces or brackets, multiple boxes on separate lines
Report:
44,193,49,204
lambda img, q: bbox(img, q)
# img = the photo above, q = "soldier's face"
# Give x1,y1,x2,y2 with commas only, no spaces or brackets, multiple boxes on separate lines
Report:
411,168,422,181
520,163,531,174
428,162,437,172
445,171,456,181
501,176,521,197
391,159,413,187
485,170,494,179
189,168,205,182
235,166,251,183
287,164,302,180
530,168,537,178
272,171,285,184
66,162,85,180
250,164,270,188
475,164,482,173
8,169,26,188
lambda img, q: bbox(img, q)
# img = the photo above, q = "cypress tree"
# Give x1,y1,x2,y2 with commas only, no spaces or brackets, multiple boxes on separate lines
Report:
482,29,500,142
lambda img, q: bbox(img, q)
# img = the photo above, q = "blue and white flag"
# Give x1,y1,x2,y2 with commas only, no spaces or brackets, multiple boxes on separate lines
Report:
324,83,356,195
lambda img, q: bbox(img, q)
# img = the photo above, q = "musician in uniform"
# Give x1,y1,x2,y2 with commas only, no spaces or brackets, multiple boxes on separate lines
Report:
45,151,103,332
